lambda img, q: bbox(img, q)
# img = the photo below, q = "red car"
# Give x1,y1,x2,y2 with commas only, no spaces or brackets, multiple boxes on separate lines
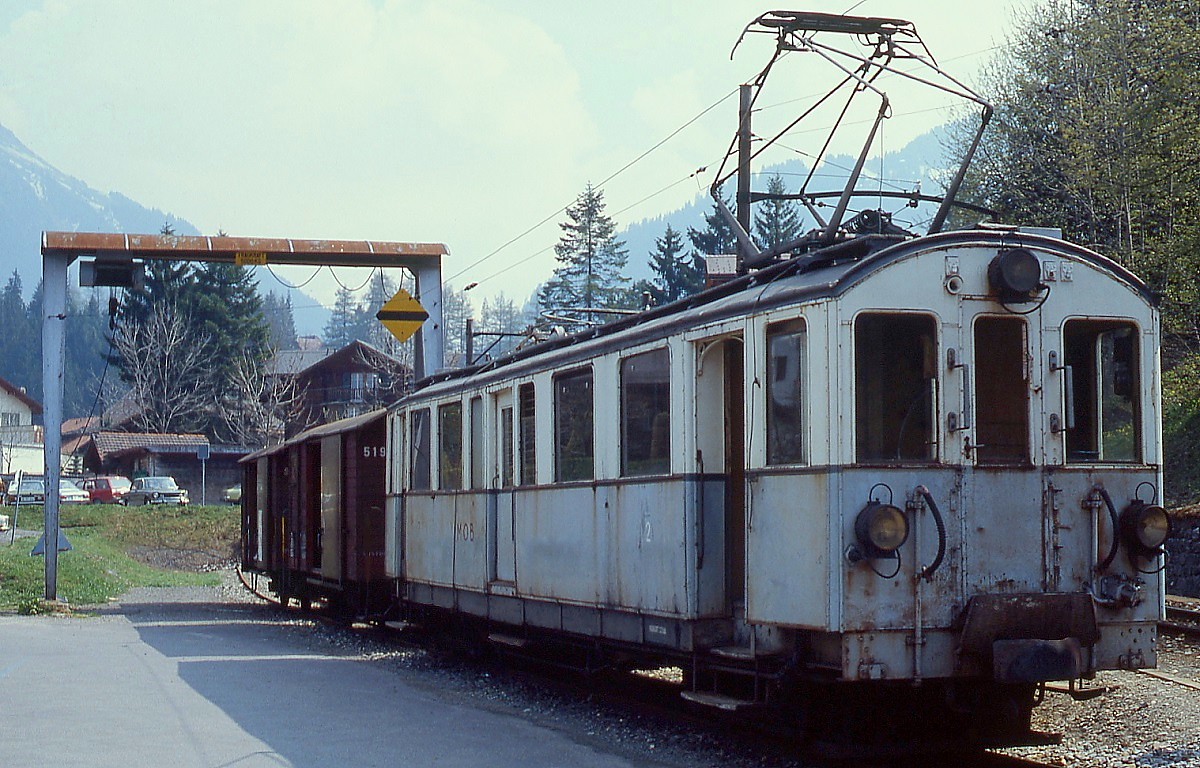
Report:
81,476,132,504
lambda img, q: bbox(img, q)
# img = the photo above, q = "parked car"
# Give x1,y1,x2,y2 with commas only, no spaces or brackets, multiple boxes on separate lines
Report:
5,477,45,505
119,476,189,506
222,484,242,504
59,479,89,504
81,476,132,504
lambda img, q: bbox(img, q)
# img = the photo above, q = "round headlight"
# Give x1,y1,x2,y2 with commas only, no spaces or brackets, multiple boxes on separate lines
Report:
988,248,1042,300
1121,502,1170,554
855,502,909,556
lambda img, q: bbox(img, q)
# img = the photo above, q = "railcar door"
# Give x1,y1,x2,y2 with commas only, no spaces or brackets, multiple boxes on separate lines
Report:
960,314,1046,595
488,389,518,585
695,336,744,615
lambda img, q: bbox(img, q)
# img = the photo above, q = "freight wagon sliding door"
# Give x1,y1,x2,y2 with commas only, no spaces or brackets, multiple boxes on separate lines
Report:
319,435,342,580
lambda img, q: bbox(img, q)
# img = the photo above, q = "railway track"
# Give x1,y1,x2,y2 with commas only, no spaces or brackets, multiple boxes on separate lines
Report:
1163,594,1200,637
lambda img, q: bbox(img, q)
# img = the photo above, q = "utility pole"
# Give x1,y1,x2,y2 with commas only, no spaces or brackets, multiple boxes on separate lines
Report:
736,83,753,271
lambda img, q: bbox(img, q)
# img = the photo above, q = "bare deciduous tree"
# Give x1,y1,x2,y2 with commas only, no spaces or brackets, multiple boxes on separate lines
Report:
111,303,215,434
220,350,308,446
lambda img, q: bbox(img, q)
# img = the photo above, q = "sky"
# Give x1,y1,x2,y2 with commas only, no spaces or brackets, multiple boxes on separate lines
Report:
0,0,1025,323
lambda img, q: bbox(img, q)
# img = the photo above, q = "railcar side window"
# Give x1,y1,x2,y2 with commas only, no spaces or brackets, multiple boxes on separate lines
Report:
519,383,537,485
974,316,1030,464
621,348,671,476
767,319,806,465
1063,320,1140,463
469,397,484,489
500,405,514,487
554,367,594,481
439,402,463,489
855,313,938,462
410,408,431,490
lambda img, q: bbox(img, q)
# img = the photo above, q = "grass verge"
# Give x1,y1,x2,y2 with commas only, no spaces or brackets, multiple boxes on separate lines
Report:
0,502,240,613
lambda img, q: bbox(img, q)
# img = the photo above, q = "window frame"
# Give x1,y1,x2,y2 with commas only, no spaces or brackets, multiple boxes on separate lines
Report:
620,347,672,477
438,400,463,490
765,318,807,466
853,311,940,464
553,366,595,482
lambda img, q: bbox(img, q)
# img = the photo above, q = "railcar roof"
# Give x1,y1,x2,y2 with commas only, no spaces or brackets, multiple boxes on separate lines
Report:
403,227,1153,403
240,408,387,463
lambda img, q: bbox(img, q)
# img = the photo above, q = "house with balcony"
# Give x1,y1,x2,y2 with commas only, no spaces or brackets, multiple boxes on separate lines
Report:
0,374,44,475
270,339,412,430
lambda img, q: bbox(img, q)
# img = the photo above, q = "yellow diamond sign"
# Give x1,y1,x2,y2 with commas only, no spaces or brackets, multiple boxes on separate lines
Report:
376,288,429,344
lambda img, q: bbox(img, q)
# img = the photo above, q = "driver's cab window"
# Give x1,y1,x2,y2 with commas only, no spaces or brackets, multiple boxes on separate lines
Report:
1063,319,1140,463
855,313,938,463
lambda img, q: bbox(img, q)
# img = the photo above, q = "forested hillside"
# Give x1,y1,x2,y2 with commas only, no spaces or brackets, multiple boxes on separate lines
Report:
950,0,1200,502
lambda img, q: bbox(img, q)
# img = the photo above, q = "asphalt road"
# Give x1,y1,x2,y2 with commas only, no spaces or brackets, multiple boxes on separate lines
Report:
0,587,656,768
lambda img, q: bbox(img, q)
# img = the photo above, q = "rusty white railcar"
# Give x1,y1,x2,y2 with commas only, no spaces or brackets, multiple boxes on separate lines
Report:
384,221,1166,747
381,11,1169,750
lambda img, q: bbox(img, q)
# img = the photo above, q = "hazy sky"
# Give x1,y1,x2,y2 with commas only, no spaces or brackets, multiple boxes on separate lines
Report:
0,1,1023,319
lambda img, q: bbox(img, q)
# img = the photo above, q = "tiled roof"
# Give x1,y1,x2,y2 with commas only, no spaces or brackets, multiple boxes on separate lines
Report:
62,416,101,436
91,431,209,461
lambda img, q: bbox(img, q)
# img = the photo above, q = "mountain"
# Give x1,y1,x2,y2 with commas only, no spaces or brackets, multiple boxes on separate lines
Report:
0,123,328,336
617,127,957,279
0,123,197,284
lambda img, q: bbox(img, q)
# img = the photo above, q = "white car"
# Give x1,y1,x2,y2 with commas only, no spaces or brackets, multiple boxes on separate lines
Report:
59,479,89,504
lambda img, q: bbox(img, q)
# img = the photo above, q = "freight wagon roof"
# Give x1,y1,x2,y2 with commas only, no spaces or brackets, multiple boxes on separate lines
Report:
405,227,1153,402
240,408,387,463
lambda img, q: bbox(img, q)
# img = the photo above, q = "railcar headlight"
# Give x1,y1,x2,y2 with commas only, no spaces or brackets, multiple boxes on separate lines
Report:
988,248,1042,301
854,501,909,558
1120,501,1170,556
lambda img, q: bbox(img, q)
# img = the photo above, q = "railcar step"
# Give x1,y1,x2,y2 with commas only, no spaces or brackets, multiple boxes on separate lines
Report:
710,645,780,661
680,691,756,712
487,632,529,648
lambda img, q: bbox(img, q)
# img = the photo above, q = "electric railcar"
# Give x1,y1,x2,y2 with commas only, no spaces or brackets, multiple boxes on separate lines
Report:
382,225,1168,748
241,10,1172,750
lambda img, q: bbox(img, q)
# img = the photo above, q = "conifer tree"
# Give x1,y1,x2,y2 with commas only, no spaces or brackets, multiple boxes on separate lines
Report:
538,183,629,323
753,174,804,251
648,224,705,304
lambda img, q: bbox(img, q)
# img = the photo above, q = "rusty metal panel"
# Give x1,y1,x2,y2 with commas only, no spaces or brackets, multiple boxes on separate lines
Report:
452,494,488,590
610,481,690,615
745,472,831,628
403,494,455,587
515,485,606,605
964,469,1050,600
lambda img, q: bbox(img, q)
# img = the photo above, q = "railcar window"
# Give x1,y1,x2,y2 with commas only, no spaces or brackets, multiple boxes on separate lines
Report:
410,408,431,490
974,316,1030,464
554,367,594,481
1064,320,1140,462
621,348,671,476
767,319,806,465
855,313,938,462
469,397,484,489
519,383,537,485
501,406,514,487
439,402,463,489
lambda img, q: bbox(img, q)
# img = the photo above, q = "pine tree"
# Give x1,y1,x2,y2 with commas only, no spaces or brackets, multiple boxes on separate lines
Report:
648,224,705,304
262,292,299,351
688,186,739,257
753,174,804,251
323,286,364,349
538,183,630,323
